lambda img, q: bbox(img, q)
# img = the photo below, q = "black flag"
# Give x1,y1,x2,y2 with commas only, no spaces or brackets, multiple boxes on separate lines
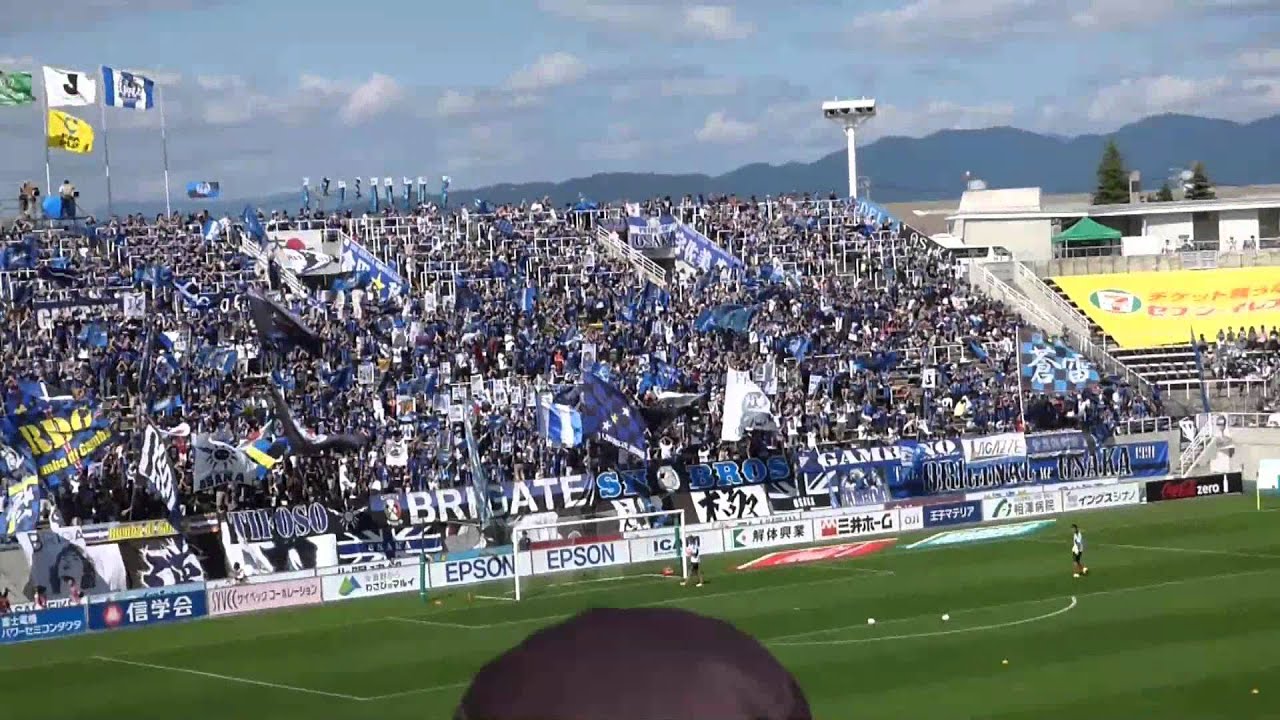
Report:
248,290,323,358
268,388,368,456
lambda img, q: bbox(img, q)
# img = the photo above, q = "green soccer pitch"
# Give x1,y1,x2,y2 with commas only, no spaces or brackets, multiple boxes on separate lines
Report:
3,495,1279,720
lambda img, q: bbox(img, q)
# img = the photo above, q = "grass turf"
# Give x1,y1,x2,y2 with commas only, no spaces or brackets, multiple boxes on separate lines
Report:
3,495,1279,719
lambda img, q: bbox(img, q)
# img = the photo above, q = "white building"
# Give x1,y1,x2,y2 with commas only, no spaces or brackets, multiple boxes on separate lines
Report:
935,187,1280,263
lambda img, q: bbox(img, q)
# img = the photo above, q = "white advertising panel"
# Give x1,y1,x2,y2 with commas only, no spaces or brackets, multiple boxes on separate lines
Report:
723,518,815,551
321,564,419,602
898,506,923,532
429,553,517,589
1062,482,1141,511
527,540,631,575
815,509,900,540
982,490,1061,521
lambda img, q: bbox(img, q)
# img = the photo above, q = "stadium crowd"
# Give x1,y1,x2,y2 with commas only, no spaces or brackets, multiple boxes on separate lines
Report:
0,189,1234,529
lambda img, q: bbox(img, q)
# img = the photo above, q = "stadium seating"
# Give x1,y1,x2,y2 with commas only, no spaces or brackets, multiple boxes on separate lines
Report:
0,191,1232,530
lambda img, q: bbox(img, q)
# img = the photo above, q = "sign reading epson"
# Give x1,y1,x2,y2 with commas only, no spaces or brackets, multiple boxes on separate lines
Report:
227,502,331,543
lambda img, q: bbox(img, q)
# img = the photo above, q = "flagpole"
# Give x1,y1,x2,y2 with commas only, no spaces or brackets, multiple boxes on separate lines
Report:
99,98,114,217
1015,324,1027,431
159,85,171,216
42,86,51,204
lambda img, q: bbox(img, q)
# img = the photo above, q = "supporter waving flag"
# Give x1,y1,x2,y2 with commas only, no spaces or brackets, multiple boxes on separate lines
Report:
137,424,183,530
248,289,323,358
581,373,647,459
268,388,369,456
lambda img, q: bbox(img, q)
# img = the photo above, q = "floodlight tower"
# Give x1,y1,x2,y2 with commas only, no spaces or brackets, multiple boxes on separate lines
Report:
822,97,877,198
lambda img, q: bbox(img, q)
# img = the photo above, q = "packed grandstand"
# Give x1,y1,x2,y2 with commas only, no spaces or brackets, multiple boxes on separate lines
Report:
0,184,1277,606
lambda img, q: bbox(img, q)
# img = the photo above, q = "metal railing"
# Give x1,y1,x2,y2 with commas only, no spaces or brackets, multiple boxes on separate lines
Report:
1112,416,1175,436
595,227,666,287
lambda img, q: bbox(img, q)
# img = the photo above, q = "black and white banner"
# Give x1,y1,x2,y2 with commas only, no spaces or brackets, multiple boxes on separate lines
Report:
117,536,205,588
17,527,127,599
220,502,338,575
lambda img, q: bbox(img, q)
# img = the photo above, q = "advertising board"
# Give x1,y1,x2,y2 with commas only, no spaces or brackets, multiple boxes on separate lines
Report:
816,510,899,539
0,605,87,645
1145,473,1243,503
724,519,813,551
527,540,630,575
208,576,322,617
898,506,923,532
922,500,982,528
321,564,419,602
982,491,1060,521
429,553,517,588
89,587,207,631
1062,483,1141,511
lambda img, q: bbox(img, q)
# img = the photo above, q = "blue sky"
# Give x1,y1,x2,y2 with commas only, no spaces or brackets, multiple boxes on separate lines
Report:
1,0,1277,203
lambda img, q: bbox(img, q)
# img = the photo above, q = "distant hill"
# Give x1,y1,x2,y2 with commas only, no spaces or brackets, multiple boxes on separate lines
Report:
118,113,1280,216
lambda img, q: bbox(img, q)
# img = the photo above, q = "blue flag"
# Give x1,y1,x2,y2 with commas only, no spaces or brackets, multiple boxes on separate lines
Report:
581,373,647,459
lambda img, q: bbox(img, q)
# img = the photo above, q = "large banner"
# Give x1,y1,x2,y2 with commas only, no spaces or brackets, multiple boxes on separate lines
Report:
17,527,127,600
626,215,679,249
116,536,205,588
266,229,341,276
1145,473,1243,503
87,584,207,631
220,502,338,576
798,433,1168,499
9,401,116,485
1052,267,1280,348
0,605,87,645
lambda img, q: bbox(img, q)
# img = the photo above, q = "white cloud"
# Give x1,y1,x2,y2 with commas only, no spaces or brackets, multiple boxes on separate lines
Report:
682,5,753,40
659,75,742,98
849,0,1047,44
1086,75,1233,123
539,0,753,41
435,89,478,117
339,73,403,125
582,122,652,161
195,74,244,91
506,52,586,92
695,110,758,144
0,55,36,67
1238,48,1280,74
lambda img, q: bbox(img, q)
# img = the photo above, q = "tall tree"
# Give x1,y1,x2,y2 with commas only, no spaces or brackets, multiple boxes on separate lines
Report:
1092,139,1130,205
1184,161,1216,200
1155,182,1174,202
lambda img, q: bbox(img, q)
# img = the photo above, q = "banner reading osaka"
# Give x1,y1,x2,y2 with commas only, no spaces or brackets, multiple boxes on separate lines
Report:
8,403,116,485
798,433,1169,498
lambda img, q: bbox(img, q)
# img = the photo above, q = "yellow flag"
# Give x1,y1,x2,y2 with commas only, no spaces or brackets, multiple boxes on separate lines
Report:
47,108,95,154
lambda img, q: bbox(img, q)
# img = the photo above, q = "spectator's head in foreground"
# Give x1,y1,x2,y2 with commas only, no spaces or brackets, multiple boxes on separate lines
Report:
455,607,811,720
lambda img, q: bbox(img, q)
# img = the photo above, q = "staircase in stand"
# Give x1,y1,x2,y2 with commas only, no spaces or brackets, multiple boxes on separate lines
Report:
595,226,667,287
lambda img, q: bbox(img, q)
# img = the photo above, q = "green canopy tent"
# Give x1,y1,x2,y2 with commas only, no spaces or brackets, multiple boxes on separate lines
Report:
1053,217,1122,244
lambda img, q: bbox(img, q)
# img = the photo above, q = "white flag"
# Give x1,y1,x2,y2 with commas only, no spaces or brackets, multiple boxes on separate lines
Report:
721,369,778,442
42,66,97,107
101,66,155,110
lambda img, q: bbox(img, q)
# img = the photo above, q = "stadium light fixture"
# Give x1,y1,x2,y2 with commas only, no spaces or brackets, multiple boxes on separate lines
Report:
822,97,877,199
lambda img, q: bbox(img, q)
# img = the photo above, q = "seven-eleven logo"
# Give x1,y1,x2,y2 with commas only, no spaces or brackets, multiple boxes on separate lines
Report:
1089,289,1142,314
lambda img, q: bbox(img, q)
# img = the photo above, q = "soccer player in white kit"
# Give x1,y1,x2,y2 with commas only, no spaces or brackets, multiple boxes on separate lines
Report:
680,535,704,587
1071,524,1089,578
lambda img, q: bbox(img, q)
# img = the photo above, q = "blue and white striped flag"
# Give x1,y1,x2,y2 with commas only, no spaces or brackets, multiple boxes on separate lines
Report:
539,399,583,447
101,66,156,110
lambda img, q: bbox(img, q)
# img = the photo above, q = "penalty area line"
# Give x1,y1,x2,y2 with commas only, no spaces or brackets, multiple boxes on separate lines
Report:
92,655,366,701
769,596,1078,648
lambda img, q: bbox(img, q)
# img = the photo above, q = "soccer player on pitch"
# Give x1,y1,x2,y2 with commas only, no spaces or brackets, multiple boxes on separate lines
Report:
1072,524,1089,578
680,535,704,587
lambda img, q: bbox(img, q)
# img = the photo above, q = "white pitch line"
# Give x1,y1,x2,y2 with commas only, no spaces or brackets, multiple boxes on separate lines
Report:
473,594,518,603
93,655,366,701
1029,538,1280,560
768,565,1280,647
386,616,481,629
362,680,472,701
769,596,1078,648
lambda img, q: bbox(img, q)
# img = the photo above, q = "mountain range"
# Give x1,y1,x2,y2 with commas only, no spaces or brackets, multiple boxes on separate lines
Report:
121,113,1280,216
